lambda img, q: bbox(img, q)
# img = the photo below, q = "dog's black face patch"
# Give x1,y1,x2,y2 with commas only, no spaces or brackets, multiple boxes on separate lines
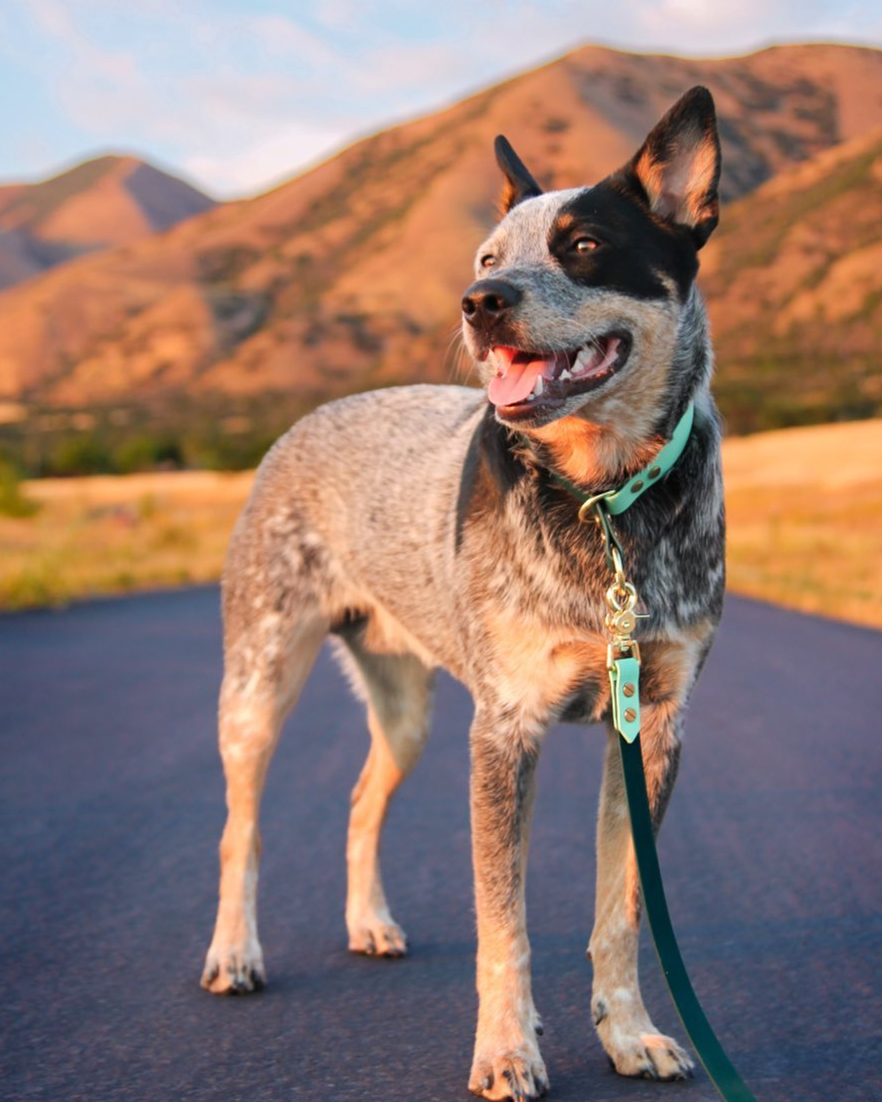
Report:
548,180,699,301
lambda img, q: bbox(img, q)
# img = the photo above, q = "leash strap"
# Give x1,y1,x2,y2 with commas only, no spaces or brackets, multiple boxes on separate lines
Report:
542,402,758,1101
608,654,641,743
617,726,759,1101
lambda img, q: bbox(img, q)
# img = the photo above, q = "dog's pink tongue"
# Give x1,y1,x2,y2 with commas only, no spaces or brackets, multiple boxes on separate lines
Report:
488,347,549,407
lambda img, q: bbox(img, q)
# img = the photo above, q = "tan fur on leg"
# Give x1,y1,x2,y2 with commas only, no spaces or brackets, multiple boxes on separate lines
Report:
202,616,327,994
201,694,277,994
468,722,548,1101
340,647,433,956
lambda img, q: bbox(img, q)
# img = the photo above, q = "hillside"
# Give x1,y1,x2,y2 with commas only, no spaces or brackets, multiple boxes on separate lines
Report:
703,125,882,430
0,155,216,291
0,42,881,440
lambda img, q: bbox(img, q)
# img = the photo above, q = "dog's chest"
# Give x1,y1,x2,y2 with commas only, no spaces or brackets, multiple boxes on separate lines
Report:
470,588,713,729
472,598,611,723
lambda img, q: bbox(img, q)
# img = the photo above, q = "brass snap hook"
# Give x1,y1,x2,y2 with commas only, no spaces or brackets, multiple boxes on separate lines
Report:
606,579,638,613
577,491,614,524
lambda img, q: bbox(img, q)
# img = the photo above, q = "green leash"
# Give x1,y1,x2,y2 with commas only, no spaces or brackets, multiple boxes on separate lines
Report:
619,735,758,1100
544,403,759,1102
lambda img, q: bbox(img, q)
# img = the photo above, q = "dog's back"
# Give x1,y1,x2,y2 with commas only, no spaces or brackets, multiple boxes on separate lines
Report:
221,383,485,676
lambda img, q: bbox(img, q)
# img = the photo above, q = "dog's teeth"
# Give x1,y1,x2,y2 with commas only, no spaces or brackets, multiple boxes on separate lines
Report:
560,368,572,381
532,376,544,397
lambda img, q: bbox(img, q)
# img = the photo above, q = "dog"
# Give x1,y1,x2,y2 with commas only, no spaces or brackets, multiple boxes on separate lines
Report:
201,86,725,1101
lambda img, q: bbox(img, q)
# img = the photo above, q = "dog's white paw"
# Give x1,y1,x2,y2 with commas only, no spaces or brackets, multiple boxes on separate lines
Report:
201,939,266,995
604,1029,695,1081
347,911,408,957
468,1050,549,1100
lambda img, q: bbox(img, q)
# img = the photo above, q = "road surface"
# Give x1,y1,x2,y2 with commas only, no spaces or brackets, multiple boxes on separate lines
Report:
1,588,880,1101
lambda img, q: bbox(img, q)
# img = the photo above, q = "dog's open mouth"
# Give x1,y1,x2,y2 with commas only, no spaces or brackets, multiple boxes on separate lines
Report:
487,332,631,415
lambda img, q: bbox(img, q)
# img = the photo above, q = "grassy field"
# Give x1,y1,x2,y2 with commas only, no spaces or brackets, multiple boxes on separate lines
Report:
0,470,253,610
722,419,882,629
2,419,880,629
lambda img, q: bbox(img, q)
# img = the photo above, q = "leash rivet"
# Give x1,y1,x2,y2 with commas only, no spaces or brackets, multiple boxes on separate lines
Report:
623,683,636,697
648,466,661,479
624,707,637,723
631,480,644,493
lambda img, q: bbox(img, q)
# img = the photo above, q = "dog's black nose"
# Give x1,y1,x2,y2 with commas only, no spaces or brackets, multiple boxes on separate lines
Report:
461,279,522,327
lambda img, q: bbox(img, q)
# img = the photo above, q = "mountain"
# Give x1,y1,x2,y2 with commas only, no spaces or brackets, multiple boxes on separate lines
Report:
0,155,216,290
1,42,881,430
703,124,882,430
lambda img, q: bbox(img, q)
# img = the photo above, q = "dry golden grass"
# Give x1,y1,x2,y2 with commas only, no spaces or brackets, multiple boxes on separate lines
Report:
723,419,882,629
0,470,254,609
2,419,880,628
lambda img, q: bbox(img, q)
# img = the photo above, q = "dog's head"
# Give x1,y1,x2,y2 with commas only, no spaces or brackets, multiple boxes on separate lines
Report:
462,87,721,432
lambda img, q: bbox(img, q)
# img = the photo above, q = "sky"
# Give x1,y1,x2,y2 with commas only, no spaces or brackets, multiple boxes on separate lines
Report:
1,0,880,200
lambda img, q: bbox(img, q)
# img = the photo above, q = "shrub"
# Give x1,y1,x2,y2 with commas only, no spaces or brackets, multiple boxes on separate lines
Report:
0,461,39,517
47,434,114,476
115,435,184,473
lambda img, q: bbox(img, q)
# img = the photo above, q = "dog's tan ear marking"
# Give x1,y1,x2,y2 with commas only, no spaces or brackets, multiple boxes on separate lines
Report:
494,135,543,217
625,86,721,248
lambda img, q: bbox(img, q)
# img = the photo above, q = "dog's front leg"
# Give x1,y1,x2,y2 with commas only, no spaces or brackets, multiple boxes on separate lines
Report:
468,713,548,1101
589,701,695,1080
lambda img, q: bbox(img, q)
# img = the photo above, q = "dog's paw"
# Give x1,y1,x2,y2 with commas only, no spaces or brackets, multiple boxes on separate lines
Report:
468,1052,549,1101
347,915,408,957
605,1030,694,1081
201,943,266,995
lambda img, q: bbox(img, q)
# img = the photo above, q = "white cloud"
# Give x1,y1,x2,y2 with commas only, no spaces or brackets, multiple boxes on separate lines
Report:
4,0,882,197
23,0,73,37
185,70,303,124
349,40,491,99
185,121,353,197
244,13,342,66
13,0,152,130
312,0,361,31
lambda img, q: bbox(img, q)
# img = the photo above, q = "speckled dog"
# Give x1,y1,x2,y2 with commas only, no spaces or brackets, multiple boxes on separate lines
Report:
202,87,724,1101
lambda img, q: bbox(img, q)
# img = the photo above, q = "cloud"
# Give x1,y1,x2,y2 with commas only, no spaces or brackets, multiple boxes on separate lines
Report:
245,13,342,66
12,0,154,132
3,0,882,197
184,121,354,197
638,0,839,48
312,1,362,31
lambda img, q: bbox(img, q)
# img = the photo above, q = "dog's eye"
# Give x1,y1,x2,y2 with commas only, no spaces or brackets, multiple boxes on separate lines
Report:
573,237,600,253
480,254,497,269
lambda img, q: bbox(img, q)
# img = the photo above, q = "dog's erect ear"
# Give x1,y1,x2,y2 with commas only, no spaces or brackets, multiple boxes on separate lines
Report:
621,86,721,248
494,135,543,216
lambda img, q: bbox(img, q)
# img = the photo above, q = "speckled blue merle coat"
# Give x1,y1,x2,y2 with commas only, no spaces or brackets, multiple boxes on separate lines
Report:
203,86,725,1102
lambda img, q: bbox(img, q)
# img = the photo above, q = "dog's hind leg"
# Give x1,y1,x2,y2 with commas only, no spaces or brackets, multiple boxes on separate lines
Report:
202,600,328,995
335,639,434,956
588,703,695,1080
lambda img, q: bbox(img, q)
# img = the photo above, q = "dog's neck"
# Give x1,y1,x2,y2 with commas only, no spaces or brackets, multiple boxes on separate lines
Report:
526,415,668,489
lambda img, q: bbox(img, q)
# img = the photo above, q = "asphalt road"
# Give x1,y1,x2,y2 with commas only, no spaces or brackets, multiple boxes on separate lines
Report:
1,588,881,1102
